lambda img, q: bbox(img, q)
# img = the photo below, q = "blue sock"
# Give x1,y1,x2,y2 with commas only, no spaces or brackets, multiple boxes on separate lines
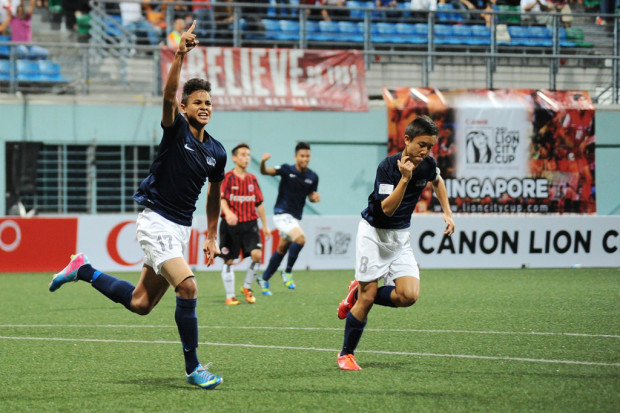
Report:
285,243,304,273
262,251,284,281
76,264,96,282
374,286,397,307
90,270,135,311
340,312,367,356
175,296,200,375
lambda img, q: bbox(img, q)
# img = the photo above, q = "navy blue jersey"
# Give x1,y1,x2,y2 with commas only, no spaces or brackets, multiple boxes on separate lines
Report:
361,153,438,230
133,113,227,226
273,163,319,220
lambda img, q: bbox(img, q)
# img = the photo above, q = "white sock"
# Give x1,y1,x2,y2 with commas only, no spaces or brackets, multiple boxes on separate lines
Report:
244,262,259,289
221,265,235,299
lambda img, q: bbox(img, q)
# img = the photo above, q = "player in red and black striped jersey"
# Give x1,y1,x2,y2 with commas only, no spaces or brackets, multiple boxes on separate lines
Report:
218,143,270,305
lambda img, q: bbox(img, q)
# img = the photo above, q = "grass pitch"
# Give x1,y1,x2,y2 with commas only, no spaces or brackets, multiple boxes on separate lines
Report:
0,267,618,412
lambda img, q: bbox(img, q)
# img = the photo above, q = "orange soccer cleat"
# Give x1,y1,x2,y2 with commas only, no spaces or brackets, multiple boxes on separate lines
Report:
337,280,359,320
225,297,241,306
241,287,256,304
337,353,361,371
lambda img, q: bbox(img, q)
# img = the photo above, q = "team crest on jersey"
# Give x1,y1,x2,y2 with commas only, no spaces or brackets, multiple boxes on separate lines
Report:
206,156,216,167
221,247,229,255
248,184,254,192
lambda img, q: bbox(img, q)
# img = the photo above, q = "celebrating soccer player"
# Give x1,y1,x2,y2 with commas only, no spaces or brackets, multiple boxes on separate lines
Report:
218,143,270,305
336,115,455,371
48,21,227,389
257,142,320,295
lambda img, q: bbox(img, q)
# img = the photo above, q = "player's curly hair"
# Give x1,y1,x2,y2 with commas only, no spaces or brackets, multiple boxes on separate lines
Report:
181,78,212,105
405,115,439,139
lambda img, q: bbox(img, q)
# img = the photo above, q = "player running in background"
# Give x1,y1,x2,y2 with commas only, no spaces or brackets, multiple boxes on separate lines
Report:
48,22,227,390
219,142,270,305
257,142,320,295
336,115,455,370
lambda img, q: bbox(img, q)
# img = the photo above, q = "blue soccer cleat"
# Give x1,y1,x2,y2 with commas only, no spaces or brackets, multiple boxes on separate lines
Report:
257,276,272,296
186,363,223,390
282,271,295,290
49,253,89,292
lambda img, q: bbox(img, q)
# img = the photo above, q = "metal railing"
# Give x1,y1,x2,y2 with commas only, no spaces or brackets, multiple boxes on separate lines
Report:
0,0,617,102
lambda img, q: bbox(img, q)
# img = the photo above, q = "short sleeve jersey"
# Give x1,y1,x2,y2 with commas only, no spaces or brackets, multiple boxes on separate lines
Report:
273,163,319,220
220,170,264,223
133,113,227,226
361,153,438,230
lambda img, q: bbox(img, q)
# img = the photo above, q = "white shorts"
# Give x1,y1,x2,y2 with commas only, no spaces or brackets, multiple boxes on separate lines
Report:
355,219,420,284
135,208,191,275
272,213,301,241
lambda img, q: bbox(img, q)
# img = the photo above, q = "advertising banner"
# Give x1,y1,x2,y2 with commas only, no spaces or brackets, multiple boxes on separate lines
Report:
160,46,368,111
383,88,596,214
1,215,617,272
0,218,78,272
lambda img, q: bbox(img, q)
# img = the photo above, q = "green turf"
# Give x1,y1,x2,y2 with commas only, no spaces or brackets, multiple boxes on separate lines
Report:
0,268,618,412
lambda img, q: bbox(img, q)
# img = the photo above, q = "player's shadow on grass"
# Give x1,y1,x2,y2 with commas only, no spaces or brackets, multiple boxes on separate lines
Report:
116,377,195,390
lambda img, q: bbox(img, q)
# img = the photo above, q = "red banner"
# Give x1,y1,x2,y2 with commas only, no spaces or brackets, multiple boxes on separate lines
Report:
0,218,78,272
383,88,596,214
160,46,368,111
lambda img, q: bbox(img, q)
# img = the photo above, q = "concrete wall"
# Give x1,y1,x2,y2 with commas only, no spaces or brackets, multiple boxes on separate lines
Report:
0,95,618,215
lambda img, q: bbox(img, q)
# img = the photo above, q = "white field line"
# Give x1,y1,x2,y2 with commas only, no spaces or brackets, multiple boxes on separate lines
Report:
0,324,618,339
0,335,618,367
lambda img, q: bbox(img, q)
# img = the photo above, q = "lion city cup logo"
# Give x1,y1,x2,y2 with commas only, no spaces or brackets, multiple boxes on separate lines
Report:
314,228,352,257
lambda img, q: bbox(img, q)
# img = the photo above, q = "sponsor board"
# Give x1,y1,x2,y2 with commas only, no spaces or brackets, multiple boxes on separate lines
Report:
1,215,617,272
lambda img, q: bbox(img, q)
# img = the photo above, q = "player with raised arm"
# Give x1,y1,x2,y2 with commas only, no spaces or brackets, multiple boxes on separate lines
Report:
48,22,228,389
257,142,320,295
219,142,270,305
336,115,455,370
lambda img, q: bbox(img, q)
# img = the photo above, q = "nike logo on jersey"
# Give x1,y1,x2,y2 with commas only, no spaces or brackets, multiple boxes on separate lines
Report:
184,144,195,152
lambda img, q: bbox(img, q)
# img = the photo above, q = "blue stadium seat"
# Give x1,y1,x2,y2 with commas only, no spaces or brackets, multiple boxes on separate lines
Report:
507,26,534,46
338,21,363,43
0,45,9,58
434,24,456,45
278,19,300,41
262,19,281,40
469,25,491,45
436,3,454,22
318,21,341,42
395,23,426,44
105,14,123,37
16,59,42,81
452,25,472,39
347,0,366,20
38,60,68,82
528,26,552,47
374,22,398,43
413,23,428,36
0,59,10,81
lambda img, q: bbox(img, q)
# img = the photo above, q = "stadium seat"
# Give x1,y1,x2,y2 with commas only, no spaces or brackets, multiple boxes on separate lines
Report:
76,14,91,35
38,60,68,82
395,23,427,44
470,24,491,45
262,19,281,40
434,24,456,45
436,3,455,22
338,21,363,43
318,21,341,42
278,19,300,41
16,59,42,82
347,0,366,20
374,22,398,43
105,15,123,37
0,45,9,59
0,59,10,81
528,26,552,47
